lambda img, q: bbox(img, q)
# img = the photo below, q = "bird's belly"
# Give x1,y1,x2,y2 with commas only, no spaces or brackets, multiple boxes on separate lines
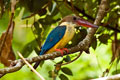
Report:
46,26,75,54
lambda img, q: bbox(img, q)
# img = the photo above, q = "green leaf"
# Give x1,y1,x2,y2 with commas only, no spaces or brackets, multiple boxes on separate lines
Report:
59,74,69,80
38,15,60,25
34,22,39,30
22,8,33,19
74,0,84,10
48,2,53,13
56,1,72,17
34,47,40,55
21,0,49,19
49,3,59,17
91,36,97,50
21,40,39,58
0,11,9,32
64,56,71,62
30,0,49,12
96,26,106,34
78,28,87,41
33,22,42,35
38,8,47,16
48,70,52,78
61,67,73,76
98,34,110,44
41,25,51,41
40,61,44,67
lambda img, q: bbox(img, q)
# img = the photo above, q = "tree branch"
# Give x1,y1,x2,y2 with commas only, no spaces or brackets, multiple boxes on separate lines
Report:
0,0,109,78
91,74,120,80
18,52,45,80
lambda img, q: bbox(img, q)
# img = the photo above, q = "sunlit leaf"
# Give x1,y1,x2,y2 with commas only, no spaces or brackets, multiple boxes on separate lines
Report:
96,26,106,34
22,8,33,19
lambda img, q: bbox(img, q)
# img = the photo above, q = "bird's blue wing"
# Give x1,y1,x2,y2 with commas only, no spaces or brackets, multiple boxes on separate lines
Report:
40,25,66,55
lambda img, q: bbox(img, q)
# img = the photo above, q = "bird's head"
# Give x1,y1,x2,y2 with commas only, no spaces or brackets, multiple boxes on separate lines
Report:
60,15,98,28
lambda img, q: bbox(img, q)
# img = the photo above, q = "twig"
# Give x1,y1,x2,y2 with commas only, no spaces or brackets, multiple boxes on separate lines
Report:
0,48,90,76
0,60,23,78
17,52,45,80
91,74,120,80
61,51,82,66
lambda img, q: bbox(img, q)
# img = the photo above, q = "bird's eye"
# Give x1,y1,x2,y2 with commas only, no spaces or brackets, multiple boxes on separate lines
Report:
73,17,77,21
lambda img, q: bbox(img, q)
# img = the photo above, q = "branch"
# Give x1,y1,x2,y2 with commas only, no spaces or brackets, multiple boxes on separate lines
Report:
0,49,81,76
0,0,109,78
91,74,120,80
18,52,45,80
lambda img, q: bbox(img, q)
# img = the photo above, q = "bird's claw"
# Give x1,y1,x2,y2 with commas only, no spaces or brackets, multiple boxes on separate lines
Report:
55,48,69,56
62,48,69,53
55,49,64,56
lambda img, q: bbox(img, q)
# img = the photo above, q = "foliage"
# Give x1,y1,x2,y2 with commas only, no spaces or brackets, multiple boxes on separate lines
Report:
0,0,120,80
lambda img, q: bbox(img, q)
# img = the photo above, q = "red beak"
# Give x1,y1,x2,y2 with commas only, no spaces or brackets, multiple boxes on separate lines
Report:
76,19,98,28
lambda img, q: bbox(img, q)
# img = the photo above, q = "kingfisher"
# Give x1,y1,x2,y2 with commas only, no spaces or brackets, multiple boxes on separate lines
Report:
33,15,98,69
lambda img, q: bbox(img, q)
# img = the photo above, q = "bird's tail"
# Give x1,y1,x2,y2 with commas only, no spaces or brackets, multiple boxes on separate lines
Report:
33,49,45,69
33,61,41,69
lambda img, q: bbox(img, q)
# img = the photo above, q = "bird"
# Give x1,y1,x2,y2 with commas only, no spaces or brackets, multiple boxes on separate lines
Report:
33,15,98,69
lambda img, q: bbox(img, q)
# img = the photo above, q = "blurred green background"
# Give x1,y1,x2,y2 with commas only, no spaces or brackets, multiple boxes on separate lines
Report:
0,0,120,80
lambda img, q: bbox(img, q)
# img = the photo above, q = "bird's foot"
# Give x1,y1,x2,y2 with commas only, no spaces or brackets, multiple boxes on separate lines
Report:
55,48,69,56
62,48,69,53
55,49,64,56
